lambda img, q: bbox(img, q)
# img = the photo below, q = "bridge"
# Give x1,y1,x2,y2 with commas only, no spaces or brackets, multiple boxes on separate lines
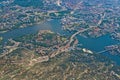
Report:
27,12,107,65
97,47,118,54
50,12,106,58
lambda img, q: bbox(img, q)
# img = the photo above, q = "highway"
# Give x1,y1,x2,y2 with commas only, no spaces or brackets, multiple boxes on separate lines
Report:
29,12,106,65
97,13,106,26
50,26,95,58
49,12,106,58
97,47,118,54
0,41,20,58
68,27,93,46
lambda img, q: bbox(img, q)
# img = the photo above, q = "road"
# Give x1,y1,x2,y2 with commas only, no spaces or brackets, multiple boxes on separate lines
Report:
97,13,106,26
49,12,106,58
50,26,96,58
0,40,20,58
28,12,106,65
68,27,93,46
97,46,118,54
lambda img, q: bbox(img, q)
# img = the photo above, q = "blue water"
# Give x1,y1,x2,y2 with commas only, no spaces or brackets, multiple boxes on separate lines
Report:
77,34,119,52
0,19,120,65
0,19,66,42
77,35,120,65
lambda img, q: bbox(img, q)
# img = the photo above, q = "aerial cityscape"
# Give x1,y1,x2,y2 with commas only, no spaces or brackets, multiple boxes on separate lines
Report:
0,0,120,80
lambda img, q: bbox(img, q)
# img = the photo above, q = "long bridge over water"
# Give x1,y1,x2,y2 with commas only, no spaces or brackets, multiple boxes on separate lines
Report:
97,47,119,54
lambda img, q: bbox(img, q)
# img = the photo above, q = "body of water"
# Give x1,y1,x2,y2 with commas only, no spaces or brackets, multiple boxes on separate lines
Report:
77,34,119,52
77,35,120,65
0,19,120,65
0,19,66,42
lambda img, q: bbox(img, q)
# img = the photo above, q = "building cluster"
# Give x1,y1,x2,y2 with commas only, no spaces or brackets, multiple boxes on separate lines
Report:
61,0,120,38
105,44,120,56
0,1,48,31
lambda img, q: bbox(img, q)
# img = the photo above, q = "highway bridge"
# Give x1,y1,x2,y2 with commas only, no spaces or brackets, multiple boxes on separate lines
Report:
97,47,119,54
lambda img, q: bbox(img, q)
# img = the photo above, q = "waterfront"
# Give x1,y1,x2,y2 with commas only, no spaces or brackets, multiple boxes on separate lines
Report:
0,19,120,65
77,35,120,65
77,34,119,52
0,19,66,42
